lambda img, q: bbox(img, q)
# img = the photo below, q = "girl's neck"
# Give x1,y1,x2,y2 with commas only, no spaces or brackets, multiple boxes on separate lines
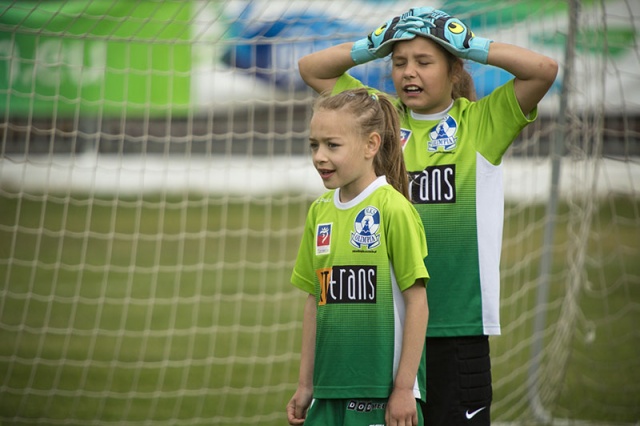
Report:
338,172,377,203
410,100,454,121
335,176,387,208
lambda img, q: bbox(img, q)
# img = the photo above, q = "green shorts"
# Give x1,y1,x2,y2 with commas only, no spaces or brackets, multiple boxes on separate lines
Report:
304,397,424,426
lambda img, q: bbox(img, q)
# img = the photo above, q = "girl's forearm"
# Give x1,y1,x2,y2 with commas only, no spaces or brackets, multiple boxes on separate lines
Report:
486,41,558,116
487,42,557,83
298,294,317,389
298,42,356,93
394,281,428,391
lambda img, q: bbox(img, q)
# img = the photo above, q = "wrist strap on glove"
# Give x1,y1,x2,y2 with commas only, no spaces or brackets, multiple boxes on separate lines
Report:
351,37,378,64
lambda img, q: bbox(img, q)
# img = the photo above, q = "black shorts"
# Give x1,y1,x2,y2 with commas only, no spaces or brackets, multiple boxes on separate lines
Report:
421,335,492,426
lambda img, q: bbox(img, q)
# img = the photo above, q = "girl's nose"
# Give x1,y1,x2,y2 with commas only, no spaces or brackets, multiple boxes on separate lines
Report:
403,62,417,78
313,146,327,163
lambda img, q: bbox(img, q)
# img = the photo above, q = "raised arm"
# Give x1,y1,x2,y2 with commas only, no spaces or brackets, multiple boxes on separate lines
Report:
487,42,558,117
298,42,356,94
298,7,434,94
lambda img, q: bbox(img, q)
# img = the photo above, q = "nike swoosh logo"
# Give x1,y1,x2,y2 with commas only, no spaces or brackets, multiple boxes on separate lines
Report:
465,406,487,419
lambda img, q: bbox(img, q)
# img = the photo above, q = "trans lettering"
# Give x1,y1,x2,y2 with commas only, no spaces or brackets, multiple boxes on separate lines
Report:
409,165,456,204
317,266,377,305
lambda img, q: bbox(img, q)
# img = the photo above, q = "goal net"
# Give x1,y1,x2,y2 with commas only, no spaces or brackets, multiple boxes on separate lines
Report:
0,1,638,425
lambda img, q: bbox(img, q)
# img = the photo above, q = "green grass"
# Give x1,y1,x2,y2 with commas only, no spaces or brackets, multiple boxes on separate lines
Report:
0,193,638,425
494,197,640,423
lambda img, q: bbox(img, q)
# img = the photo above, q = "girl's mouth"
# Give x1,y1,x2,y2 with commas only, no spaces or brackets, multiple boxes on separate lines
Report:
317,169,335,179
403,85,423,95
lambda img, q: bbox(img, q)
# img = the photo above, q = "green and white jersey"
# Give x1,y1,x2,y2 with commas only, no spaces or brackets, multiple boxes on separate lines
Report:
334,75,536,337
291,176,429,400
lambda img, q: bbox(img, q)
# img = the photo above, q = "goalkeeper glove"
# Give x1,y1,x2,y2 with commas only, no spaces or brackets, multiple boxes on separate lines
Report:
350,7,435,65
406,9,493,64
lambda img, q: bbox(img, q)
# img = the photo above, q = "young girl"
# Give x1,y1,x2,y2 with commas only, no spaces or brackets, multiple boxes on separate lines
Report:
297,8,558,426
286,88,430,426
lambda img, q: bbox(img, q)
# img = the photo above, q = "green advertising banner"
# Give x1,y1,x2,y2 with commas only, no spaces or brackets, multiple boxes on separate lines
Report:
0,0,192,117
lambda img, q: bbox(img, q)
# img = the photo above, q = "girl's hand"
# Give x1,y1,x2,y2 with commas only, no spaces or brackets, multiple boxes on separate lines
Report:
407,9,493,64
385,387,419,426
350,7,434,64
286,387,313,425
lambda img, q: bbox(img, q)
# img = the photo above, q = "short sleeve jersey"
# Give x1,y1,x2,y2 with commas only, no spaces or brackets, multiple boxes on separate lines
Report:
333,74,536,337
291,176,429,400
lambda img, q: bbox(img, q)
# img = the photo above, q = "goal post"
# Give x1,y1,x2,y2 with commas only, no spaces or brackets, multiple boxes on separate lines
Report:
1,1,639,425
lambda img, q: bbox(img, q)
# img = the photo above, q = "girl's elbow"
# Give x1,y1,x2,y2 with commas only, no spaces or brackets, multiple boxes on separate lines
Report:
543,57,559,84
298,57,311,82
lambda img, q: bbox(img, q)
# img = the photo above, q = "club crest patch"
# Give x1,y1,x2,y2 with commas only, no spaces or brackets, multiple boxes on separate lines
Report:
350,206,381,250
428,115,458,152
316,223,332,255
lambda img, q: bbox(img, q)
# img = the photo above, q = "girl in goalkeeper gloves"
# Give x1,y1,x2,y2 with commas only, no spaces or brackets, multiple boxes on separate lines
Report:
287,88,430,426
297,7,558,426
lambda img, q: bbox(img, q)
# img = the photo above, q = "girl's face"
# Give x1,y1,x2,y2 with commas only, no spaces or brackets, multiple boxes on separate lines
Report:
391,37,455,115
309,109,378,202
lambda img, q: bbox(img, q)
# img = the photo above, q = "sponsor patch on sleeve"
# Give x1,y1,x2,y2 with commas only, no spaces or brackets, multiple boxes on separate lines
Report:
316,223,332,255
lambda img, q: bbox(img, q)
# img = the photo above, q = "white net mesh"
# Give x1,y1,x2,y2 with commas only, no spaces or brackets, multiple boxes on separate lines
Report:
0,1,639,425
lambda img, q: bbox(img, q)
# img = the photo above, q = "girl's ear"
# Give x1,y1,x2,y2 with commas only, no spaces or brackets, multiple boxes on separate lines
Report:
365,132,381,159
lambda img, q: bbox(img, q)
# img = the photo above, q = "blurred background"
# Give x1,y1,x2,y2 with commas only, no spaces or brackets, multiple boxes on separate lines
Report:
0,0,638,425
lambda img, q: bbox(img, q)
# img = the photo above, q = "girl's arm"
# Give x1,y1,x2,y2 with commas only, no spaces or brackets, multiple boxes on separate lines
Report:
385,279,428,425
486,42,559,117
298,42,356,94
286,294,316,425
298,7,430,94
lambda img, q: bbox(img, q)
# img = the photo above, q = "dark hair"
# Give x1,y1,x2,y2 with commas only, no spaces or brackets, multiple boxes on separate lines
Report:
313,88,409,199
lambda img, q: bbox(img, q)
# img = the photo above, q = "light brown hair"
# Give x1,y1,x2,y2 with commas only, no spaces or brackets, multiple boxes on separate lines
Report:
444,49,477,101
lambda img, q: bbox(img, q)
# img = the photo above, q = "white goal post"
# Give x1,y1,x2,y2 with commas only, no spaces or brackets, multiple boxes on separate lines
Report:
0,1,639,425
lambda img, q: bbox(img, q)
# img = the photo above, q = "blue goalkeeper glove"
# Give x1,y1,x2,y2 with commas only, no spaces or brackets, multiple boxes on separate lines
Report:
350,7,435,65
406,9,493,64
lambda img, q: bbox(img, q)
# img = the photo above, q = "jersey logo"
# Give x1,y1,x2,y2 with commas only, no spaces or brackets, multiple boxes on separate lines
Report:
408,164,456,204
350,206,381,249
316,266,377,305
347,400,386,412
316,223,332,255
400,128,412,150
428,115,458,152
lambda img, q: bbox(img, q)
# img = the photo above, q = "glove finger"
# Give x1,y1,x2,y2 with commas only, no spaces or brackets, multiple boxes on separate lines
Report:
396,16,433,31
407,6,435,18
395,30,418,40
429,9,452,21
406,28,461,55
377,30,416,56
